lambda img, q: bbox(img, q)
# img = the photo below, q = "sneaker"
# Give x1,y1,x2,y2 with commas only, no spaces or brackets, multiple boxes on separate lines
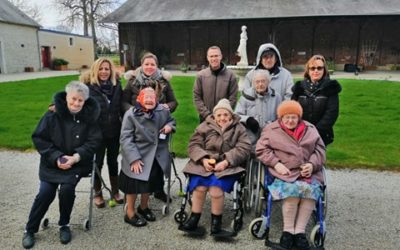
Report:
22,232,35,249
279,231,294,249
59,226,72,245
294,233,311,250
154,190,172,203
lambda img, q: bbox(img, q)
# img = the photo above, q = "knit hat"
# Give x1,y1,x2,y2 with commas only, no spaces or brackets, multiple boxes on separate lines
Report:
213,98,233,114
136,87,156,108
277,100,303,118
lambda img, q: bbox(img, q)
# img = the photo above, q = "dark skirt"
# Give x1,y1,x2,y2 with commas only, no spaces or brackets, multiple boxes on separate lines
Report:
119,160,164,194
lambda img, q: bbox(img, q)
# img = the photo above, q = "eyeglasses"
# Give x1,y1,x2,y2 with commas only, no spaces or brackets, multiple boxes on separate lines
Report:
309,66,324,71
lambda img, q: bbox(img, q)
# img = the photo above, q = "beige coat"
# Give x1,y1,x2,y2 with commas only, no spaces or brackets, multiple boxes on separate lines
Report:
183,114,251,178
256,120,326,183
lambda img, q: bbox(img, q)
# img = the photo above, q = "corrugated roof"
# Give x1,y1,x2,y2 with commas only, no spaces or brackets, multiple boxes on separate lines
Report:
0,0,40,27
102,0,400,23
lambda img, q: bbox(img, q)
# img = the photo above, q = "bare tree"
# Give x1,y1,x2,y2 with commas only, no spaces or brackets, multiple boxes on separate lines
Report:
54,0,119,57
8,0,42,23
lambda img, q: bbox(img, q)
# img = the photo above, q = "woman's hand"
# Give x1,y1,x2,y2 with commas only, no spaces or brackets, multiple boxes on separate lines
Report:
300,163,313,178
274,162,291,175
57,155,77,170
214,160,229,172
130,160,144,174
160,103,170,110
160,125,172,134
202,158,214,172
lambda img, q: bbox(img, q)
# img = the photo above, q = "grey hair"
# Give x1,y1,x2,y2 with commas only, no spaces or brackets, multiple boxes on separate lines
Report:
65,81,89,100
252,69,271,84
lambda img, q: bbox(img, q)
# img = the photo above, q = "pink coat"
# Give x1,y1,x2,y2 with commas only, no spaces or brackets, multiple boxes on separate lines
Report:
256,120,326,183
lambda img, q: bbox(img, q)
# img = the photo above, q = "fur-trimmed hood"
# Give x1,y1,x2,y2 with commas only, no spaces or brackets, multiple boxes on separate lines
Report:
293,77,342,96
54,91,100,123
124,67,172,81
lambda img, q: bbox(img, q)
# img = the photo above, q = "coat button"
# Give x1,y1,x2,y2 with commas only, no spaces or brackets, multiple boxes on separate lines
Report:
76,135,80,139
76,120,80,123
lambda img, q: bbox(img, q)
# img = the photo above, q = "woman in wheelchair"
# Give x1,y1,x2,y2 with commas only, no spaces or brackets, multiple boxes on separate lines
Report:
256,100,325,250
179,98,251,236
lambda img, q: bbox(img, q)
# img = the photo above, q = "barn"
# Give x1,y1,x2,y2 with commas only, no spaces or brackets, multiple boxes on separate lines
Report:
102,0,400,71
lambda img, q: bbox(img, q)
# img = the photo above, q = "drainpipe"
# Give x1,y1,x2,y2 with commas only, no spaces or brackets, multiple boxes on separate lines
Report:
36,28,42,71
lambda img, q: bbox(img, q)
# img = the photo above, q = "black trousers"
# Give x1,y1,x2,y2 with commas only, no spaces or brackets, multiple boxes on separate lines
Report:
95,136,120,179
25,180,78,233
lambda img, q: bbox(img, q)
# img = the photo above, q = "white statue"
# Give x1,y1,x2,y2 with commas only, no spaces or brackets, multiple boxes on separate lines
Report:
237,25,248,66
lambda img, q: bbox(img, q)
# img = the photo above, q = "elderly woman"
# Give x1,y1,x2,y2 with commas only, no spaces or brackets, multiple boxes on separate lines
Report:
22,82,102,249
235,69,282,146
80,58,123,208
179,98,251,236
292,55,341,146
122,52,178,202
119,87,175,227
256,100,325,250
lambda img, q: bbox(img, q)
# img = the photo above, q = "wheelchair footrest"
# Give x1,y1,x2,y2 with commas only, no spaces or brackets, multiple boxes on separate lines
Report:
178,225,206,236
211,229,237,238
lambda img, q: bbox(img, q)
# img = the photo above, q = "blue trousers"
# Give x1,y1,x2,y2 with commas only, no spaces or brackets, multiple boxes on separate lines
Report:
25,180,78,233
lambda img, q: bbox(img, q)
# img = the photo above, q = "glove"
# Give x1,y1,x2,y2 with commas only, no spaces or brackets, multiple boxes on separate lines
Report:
246,117,260,134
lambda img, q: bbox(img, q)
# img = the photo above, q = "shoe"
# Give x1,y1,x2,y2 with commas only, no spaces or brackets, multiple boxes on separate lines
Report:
94,195,106,208
113,193,124,204
124,214,147,227
279,231,294,249
137,206,156,222
22,232,35,249
210,214,222,235
59,226,72,245
179,212,201,232
154,190,172,203
294,233,311,250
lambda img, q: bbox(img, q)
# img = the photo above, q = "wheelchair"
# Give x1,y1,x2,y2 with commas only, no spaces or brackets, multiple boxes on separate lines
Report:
173,172,245,238
248,163,328,249
242,157,266,217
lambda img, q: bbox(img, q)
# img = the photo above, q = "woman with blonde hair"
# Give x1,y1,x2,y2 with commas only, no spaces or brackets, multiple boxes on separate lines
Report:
80,58,123,208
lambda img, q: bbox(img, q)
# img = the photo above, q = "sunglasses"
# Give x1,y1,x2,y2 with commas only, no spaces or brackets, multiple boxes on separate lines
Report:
309,66,324,71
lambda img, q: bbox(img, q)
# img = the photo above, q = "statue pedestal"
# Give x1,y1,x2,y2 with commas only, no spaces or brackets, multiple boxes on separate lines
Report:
227,65,254,91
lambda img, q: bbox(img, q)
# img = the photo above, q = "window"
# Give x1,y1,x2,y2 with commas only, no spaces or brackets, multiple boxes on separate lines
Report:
69,37,74,46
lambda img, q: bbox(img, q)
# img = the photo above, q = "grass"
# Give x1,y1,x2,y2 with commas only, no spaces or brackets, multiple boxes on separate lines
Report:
0,76,399,170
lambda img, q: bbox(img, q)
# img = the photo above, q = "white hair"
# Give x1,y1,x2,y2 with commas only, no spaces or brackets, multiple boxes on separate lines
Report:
65,81,89,100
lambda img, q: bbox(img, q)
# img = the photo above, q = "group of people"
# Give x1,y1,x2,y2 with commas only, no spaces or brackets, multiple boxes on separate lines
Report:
22,42,341,250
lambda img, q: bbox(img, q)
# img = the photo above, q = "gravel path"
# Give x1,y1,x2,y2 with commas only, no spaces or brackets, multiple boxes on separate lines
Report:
0,150,399,249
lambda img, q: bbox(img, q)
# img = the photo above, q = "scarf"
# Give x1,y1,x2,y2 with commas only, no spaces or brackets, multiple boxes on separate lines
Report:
135,68,163,88
99,80,114,101
279,120,306,141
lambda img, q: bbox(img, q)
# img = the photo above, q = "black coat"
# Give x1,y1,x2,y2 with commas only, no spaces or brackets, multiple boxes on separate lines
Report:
32,92,102,185
292,77,341,145
87,80,122,139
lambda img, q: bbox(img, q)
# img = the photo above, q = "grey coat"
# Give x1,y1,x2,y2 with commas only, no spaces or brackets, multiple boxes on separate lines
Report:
235,86,282,145
183,115,251,178
243,43,293,100
120,105,176,181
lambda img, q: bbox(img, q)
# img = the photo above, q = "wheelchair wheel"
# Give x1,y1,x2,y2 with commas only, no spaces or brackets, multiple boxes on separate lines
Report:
254,164,265,217
231,217,243,232
249,218,266,239
162,205,169,216
173,209,188,223
42,218,49,229
83,219,90,231
310,224,325,247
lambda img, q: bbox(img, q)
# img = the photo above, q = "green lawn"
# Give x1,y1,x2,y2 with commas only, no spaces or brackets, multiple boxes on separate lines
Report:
0,76,399,170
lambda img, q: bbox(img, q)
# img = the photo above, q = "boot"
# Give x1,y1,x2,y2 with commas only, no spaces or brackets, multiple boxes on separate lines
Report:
110,176,124,204
93,178,105,208
294,233,311,250
179,212,201,232
210,214,222,235
279,231,294,249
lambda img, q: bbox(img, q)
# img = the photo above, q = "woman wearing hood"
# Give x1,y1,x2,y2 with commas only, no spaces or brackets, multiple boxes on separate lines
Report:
243,43,294,100
22,81,102,249
291,55,342,146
